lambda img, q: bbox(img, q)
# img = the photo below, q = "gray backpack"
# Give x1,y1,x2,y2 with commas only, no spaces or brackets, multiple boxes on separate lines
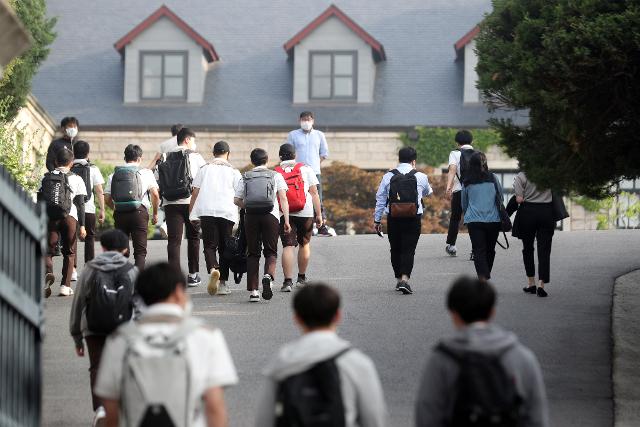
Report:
117,317,202,427
111,166,144,212
244,169,276,214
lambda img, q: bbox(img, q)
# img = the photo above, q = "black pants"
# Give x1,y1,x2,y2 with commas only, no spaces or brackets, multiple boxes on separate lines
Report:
85,335,106,410
46,216,78,287
244,213,279,291
114,207,149,270
446,191,463,245
518,203,555,283
200,216,234,281
84,213,97,263
165,204,201,274
467,222,501,280
387,216,422,278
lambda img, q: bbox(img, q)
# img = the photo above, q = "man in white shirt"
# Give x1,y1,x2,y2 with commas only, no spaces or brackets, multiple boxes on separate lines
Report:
234,148,291,302
147,123,183,170
42,148,87,297
189,141,242,296
159,128,207,286
445,130,475,257
275,144,322,292
95,263,238,427
104,144,160,270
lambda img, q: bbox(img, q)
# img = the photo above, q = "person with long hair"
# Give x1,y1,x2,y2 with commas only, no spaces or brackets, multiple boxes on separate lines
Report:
461,152,503,281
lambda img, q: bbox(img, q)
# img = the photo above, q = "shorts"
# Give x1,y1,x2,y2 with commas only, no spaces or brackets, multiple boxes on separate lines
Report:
280,216,314,247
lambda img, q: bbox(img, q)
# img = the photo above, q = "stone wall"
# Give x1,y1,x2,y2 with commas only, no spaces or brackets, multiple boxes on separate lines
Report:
11,95,56,162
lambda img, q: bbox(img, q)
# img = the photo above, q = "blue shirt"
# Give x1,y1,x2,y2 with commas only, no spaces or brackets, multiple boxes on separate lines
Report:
286,128,329,175
374,163,433,222
461,175,503,224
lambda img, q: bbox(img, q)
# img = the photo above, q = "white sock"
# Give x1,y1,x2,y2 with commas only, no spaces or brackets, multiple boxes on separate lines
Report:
189,273,197,279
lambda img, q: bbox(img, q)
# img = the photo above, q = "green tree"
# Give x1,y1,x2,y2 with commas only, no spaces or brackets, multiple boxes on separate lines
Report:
0,0,56,120
476,0,640,198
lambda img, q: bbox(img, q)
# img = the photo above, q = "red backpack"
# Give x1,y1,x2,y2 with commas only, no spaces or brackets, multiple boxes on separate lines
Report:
275,163,307,212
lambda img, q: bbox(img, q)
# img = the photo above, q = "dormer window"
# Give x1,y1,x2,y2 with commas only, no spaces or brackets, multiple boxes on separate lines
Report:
310,51,357,100
454,26,481,105
140,51,187,100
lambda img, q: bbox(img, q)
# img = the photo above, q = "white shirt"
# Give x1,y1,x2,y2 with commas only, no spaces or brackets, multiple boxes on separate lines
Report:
159,136,177,154
163,146,207,205
373,163,433,223
448,144,474,192
235,166,288,220
276,160,319,218
94,304,238,427
72,159,104,215
191,159,242,223
105,166,159,210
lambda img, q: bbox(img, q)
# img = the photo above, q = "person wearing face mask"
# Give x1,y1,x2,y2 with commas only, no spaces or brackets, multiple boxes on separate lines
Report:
158,127,207,286
286,111,331,236
46,116,79,172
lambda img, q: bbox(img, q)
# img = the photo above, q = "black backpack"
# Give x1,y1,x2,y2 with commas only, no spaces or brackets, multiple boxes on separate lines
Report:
39,171,73,220
457,148,476,186
71,162,92,202
275,348,351,427
158,150,192,201
86,263,136,334
437,344,522,427
223,211,247,284
388,169,419,218
111,166,144,212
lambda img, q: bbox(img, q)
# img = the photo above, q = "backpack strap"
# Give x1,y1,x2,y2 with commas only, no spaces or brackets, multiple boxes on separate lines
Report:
390,169,400,176
293,163,304,173
274,166,285,174
407,169,418,177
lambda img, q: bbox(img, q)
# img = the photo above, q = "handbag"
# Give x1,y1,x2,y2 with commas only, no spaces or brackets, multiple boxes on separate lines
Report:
223,209,248,284
492,178,511,249
551,192,569,221
506,195,521,239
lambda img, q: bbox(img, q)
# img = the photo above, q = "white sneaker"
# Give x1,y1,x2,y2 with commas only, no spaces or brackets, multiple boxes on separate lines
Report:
249,290,260,302
217,283,231,295
92,406,106,427
59,285,74,297
159,222,168,239
445,244,457,257
71,269,78,281
207,269,220,295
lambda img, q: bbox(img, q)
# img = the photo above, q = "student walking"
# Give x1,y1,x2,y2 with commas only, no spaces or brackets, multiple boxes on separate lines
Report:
445,130,475,257
461,152,503,282
158,127,206,286
95,263,238,427
415,276,549,427
514,172,555,298
256,283,387,427
104,144,160,270
286,111,332,236
234,148,290,302
40,148,87,297
189,140,242,296
275,143,323,292
69,229,138,426
46,116,79,172
374,147,433,294
72,141,105,263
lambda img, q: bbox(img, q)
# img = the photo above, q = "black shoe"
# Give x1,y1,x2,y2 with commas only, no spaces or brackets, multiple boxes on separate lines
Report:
523,285,537,294
397,281,413,295
187,274,201,287
395,282,402,291
53,242,62,257
537,287,548,298
262,274,273,300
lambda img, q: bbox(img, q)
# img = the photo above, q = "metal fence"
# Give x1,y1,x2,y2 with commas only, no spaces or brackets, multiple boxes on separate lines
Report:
0,165,46,427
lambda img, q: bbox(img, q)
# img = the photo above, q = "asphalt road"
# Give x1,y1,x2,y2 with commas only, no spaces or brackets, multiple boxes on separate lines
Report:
41,230,640,426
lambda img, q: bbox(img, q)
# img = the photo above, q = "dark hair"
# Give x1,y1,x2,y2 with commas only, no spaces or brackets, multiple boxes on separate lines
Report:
250,148,268,166
73,140,90,159
465,151,492,185
279,143,296,161
455,130,473,145
55,147,74,167
124,144,143,162
60,116,79,128
135,262,186,306
99,229,129,251
299,111,313,120
171,124,183,136
177,127,196,145
446,276,496,323
398,146,417,163
293,283,340,328
213,140,230,155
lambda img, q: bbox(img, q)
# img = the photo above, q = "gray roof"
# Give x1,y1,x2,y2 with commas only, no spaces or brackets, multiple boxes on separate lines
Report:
32,0,509,129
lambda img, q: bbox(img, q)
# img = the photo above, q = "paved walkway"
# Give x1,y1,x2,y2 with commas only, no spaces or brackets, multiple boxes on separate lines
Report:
41,231,640,426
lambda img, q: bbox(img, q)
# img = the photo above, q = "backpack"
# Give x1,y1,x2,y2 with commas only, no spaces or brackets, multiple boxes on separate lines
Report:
85,263,135,334
118,317,201,427
111,166,144,212
243,169,275,214
71,162,92,202
39,171,73,220
457,148,476,186
275,163,306,213
275,348,351,427
158,150,193,201
436,343,522,427
223,211,247,284
387,169,419,218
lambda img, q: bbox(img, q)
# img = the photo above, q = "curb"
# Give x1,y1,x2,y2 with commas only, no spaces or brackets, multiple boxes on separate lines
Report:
613,269,640,427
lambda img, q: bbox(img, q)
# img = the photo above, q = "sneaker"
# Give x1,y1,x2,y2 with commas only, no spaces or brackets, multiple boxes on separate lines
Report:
445,244,457,257
159,222,168,239
262,274,273,300
92,406,106,427
44,273,55,298
281,280,293,292
395,281,402,291
217,283,231,295
317,224,333,237
59,285,74,297
71,269,78,282
249,290,260,302
397,281,413,295
296,276,307,288
53,242,62,257
188,274,201,287
207,269,220,295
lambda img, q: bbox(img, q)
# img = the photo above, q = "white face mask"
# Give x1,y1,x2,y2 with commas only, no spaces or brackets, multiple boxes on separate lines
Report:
65,127,78,138
300,121,313,131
